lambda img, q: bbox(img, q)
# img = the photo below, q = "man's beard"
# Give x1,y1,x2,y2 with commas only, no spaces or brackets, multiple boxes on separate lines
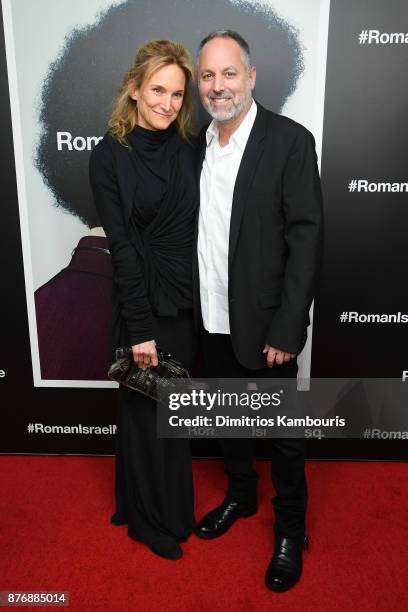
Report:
203,89,252,123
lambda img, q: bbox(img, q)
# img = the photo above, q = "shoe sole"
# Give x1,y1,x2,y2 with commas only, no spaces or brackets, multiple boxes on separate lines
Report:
265,579,299,592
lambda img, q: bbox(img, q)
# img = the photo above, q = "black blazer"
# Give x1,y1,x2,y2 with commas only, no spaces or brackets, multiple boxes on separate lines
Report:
193,102,323,370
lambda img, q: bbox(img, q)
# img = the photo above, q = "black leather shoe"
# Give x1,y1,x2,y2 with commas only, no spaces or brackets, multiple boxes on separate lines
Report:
265,535,309,592
194,497,258,539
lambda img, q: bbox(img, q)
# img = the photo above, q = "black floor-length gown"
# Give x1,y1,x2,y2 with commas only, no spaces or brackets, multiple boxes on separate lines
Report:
89,122,197,550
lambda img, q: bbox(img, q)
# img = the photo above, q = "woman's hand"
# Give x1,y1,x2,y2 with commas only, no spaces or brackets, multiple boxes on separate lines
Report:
131,340,158,370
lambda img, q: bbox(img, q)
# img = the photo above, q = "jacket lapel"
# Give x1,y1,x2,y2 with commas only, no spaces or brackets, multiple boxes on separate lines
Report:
228,104,267,270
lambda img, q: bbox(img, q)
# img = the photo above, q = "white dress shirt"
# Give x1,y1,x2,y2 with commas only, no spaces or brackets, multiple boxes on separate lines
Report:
198,99,257,334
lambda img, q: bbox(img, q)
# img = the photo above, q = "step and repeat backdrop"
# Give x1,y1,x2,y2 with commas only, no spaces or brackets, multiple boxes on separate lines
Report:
0,0,407,458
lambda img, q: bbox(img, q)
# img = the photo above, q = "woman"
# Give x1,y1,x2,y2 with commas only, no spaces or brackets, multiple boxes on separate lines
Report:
89,40,197,560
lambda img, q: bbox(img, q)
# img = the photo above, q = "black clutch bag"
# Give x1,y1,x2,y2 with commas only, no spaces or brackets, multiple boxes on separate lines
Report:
108,346,190,403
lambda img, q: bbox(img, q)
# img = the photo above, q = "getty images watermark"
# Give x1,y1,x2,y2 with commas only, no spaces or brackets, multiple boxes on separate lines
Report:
167,387,345,431
157,378,408,439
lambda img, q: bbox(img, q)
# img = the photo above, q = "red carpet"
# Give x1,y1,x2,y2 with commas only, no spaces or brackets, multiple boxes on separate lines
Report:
1,456,407,611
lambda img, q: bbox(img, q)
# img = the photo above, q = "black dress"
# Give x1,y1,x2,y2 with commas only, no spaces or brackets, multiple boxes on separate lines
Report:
89,123,197,555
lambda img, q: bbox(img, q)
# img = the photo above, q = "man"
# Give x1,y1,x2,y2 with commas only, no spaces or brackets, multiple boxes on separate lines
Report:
194,31,323,591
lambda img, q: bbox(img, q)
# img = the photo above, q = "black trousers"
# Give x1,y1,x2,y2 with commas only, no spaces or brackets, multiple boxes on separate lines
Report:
202,331,307,540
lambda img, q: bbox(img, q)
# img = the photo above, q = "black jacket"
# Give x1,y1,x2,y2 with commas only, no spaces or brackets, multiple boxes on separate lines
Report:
193,103,323,369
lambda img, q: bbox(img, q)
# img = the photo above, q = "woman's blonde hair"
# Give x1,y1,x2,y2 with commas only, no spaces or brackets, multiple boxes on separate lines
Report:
109,39,195,144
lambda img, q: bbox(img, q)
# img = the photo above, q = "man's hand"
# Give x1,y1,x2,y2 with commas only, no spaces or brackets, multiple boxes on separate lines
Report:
131,340,158,370
263,344,296,368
